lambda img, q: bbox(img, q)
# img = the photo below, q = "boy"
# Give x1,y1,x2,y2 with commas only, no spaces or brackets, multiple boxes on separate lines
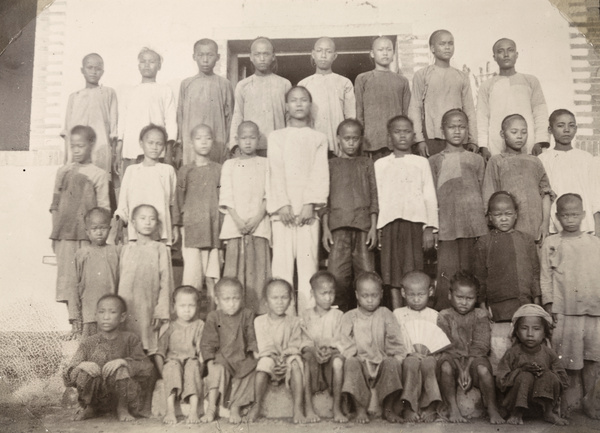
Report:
437,271,504,424
538,109,600,235
340,272,406,423
73,207,121,337
355,36,411,160
322,119,378,312
301,271,346,423
178,39,234,165
477,38,548,156
117,48,176,175
541,193,600,420
229,37,292,156
408,30,481,158
393,271,441,422
63,295,155,421
200,278,258,424
298,37,356,156
62,53,117,173
155,286,204,425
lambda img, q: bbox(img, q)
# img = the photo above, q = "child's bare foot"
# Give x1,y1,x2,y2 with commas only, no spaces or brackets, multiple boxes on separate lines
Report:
384,408,404,423
229,406,242,424
544,411,569,425
488,407,505,424
507,414,523,425
420,406,438,423
200,407,216,423
247,403,261,423
292,411,308,424
186,413,201,424
333,408,348,423
355,406,370,424
403,407,420,423
305,408,320,423
73,406,96,421
117,406,135,422
162,413,177,424
448,408,467,423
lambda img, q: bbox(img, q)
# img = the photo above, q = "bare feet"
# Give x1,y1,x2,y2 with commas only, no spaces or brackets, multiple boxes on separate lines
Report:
420,406,438,423
305,408,320,423
355,406,370,424
488,407,505,424
162,412,178,424
448,408,467,423
507,414,523,425
544,411,569,425
117,405,135,422
384,409,404,423
73,406,96,421
247,403,261,423
200,407,216,423
403,407,420,423
292,412,308,424
333,408,348,423
186,413,201,424
229,406,242,424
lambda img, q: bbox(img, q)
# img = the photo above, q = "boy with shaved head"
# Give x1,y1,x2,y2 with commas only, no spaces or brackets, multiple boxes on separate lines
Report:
477,38,548,156
62,53,118,173
178,39,234,165
298,37,356,157
229,37,292,156
393,271,442,423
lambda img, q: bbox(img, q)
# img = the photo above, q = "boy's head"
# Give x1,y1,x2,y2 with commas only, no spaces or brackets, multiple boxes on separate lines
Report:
370,36,394,68
191,124,214,156
131,204,159,237
138,47,162,80
487,191,518,232
355,272,383,313
139,124,167,160
441,108,468,147
237,121,259,156
387,115,415,153
500,113,527,153
96,294,127,333
336,119,364,157
312,37,337,71
215,277,244,316
511,304,553,345
285,86,312,121
81,53,104,86
84,207,112,246
193,39,219,74
401,271,433,312
492,38,518,71
548,109,577,146
448,271,478,315
310,270,336,311
70,125,96,163
250,37,276,74
556,193,584,234
264,278,293,316
173,286,199,322
429,30,454,62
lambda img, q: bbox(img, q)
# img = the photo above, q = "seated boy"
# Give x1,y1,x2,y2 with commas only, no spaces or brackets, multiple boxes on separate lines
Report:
301,271,346,423
393,271,441,422
63,294,156,422
200,277,258,424
340,272,406,423
437,271,504,424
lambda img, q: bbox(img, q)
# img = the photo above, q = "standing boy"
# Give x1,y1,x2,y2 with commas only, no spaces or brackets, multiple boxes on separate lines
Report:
355,36,411,160
117,48,177,174
178,39,234,165
322,119,378,312
541,194,600,420
62,53,118,173
409,30,481,158
477,38,548,156
298,37,356,157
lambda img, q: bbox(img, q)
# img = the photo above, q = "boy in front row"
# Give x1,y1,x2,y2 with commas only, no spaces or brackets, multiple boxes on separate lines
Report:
64,295,156,422
301,271,346,423
340,272,406,423
437,271,504,424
